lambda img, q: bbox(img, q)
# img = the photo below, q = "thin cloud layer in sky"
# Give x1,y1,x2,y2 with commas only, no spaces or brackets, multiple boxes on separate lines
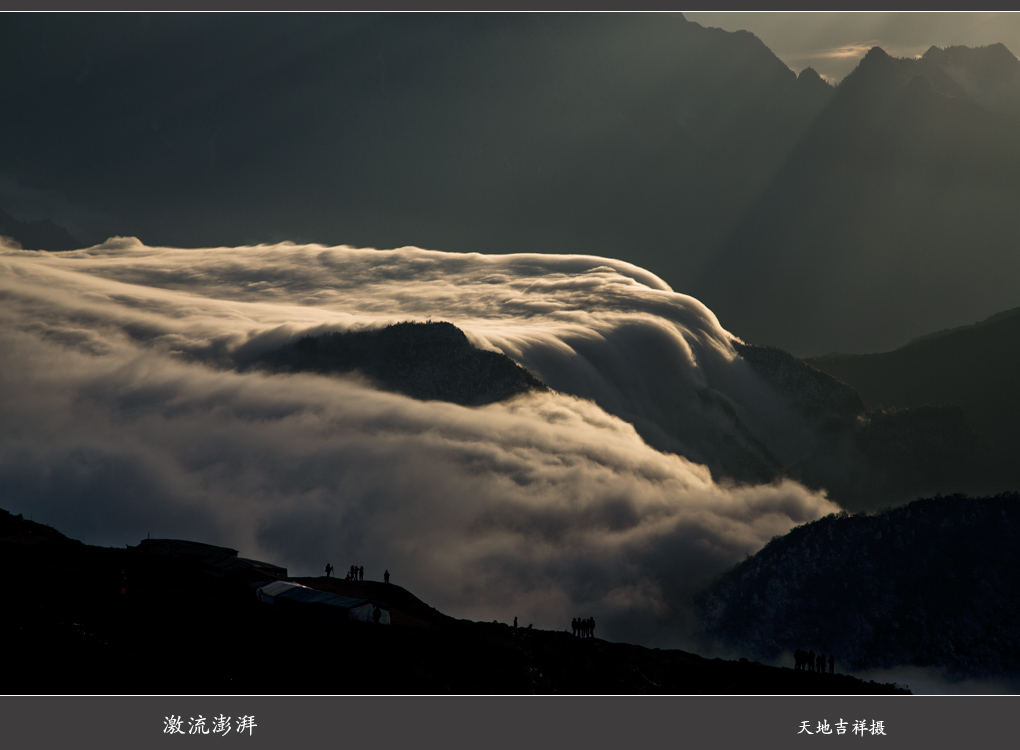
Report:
685,12,1020,82
0,239,838,647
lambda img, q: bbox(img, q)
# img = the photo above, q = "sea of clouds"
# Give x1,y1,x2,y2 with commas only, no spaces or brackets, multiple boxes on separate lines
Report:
0,238,838,647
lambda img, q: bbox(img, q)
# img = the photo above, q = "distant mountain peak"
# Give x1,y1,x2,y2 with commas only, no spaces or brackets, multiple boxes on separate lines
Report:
913,42,1020,114
861,45,892,64
923,42,1019,67
837,45,903,94
796,66,829,87
834,41,1020,111
0,206,81,252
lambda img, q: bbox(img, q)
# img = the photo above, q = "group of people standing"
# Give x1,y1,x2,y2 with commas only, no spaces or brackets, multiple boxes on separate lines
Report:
323,563,365,581
324,563,390,584
572,617,596,638
795,649,835,674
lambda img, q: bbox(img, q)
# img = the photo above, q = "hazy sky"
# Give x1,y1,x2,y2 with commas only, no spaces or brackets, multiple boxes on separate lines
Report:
685,12,1020,82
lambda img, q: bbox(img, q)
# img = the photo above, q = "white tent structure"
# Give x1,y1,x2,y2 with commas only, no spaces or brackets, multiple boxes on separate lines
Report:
256,580,390,624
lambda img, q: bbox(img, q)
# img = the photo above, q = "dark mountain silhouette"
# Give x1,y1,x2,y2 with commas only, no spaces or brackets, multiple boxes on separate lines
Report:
250,321,546,405
0,506,907,694
807,306,1020,455
848,406,1008,503
735,342,865,426
699,42,1020,355
0,13,831,295
694,493,1020,682
914,43,1020,117
6,17,1020,355
795,65,831,95
0,207,80,251
731,342,1011,512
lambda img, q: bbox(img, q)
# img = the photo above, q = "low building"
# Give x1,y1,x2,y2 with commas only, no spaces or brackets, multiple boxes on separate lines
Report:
256,580,390,624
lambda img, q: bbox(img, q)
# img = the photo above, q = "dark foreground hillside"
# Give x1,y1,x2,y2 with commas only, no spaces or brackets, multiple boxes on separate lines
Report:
695,493,1020,680
0,508,905,695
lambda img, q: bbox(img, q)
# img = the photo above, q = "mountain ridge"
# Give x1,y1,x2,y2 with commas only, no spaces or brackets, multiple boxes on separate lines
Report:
807,306,1020,454
0,506,907,694
694,493,1020,682
698,37,1020,355
247,320,547,406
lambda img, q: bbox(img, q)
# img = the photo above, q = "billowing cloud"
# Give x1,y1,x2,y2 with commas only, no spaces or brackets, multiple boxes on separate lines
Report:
0,240,837,647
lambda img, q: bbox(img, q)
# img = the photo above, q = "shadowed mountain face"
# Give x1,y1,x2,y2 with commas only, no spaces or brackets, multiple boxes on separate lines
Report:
699,43,1020,355
250,321,546,406
915,43,1020,117
727,341,1014,512
0,13,830,304
694,494,1020,682
807,307,1020,454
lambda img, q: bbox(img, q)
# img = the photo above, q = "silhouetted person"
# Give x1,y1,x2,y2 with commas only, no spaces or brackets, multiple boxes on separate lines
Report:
590,617,595,639
794,650,804,670
808,650,816,672
359,565,364,582
817,652,825,673
325,563,333,578
571,617,577,637
514,616,518,628
384,569,390,584
829,654,835,674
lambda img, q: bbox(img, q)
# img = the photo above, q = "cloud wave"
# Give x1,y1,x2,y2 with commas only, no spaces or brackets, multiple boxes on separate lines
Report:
0,241,837,646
